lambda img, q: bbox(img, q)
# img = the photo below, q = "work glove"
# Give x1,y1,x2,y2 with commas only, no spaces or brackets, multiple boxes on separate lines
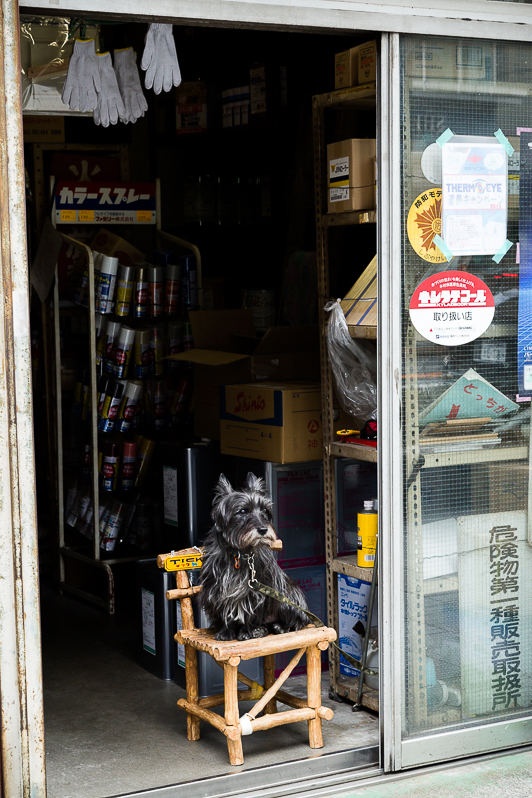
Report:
93,52,126,127
61,38,101,112
114,47,148,124
141,23,182,94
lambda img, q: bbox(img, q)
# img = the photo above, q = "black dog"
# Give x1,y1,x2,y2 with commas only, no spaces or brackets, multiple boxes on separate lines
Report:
200,473,309,641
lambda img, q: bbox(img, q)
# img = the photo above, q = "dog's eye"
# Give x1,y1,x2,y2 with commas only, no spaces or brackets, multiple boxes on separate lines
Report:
237,508,247,515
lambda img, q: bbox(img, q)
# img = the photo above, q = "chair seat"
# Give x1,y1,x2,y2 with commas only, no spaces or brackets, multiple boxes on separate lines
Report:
176,625,337,662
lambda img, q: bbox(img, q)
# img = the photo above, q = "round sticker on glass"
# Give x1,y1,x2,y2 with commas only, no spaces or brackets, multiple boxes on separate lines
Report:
409,270,495,346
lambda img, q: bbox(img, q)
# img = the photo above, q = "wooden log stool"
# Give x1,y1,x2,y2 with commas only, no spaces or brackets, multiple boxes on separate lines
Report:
157,546,337,766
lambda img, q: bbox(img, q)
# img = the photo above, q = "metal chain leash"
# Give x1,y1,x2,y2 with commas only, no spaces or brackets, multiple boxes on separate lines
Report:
243,553,377,676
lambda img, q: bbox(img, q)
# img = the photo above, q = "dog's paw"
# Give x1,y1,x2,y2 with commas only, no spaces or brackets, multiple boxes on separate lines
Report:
214,627,234,641
237,626,268,640
268,622,284,635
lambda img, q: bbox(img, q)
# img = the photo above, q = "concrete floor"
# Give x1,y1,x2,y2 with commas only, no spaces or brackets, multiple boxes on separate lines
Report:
41,588,379,798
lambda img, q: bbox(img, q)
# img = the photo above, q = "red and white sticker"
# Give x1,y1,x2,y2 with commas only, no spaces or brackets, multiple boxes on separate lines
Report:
409,270,495,346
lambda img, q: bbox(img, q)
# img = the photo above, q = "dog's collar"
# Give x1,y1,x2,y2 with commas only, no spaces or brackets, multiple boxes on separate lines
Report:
230,550,254,571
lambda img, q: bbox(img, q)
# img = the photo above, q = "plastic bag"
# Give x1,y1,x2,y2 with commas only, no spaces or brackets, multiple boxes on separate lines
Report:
324,299,377,421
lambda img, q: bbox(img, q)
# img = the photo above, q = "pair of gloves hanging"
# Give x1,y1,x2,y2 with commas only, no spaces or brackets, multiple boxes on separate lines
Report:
61,23,182,127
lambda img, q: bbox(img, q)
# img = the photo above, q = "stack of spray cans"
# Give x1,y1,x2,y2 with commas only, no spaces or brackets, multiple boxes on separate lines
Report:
66,245,198,555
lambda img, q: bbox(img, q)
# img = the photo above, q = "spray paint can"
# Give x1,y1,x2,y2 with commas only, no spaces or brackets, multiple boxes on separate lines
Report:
134,264,149,320
133,328,152,379
148,265,164,319
96,255,119,314
117,380,143,433
166,262,181,315
115,264,135,318
102,319,122,375
164,262,181,316
114,325,136,379
357,499,378,568
119,441,137,493
100,441,120,493
98,379,124,433
150,325,164,377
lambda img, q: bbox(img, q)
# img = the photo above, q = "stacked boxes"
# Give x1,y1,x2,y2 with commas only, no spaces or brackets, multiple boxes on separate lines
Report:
327,138,376,213
335,40,377,89
220,382,322,463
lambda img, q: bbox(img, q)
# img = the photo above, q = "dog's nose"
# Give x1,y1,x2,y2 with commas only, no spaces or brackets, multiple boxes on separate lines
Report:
257,527,268,536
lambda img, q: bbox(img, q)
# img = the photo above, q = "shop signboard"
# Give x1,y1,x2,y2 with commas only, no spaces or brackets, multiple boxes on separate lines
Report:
52,180,157,224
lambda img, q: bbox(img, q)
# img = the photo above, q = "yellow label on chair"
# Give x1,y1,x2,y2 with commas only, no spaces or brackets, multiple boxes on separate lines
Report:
163,552,203,571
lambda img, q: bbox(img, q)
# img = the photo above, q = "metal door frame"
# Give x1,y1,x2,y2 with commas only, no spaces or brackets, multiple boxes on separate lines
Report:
3,2,532,796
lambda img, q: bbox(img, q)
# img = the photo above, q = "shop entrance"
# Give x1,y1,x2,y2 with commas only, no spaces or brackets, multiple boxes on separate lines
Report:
4,3,532,797
23,14,382,798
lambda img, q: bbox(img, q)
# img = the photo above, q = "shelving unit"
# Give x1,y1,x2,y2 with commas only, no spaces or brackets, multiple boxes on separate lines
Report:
53,181,200,613
313,84,378,710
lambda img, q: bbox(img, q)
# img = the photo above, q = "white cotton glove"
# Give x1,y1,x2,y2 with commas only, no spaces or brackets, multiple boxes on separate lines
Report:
93,52,126,127
62,39,101,112
141,23,182,94
114,47,148,124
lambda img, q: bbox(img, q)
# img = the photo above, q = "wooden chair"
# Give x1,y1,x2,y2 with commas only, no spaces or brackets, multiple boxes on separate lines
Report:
157,545,337,766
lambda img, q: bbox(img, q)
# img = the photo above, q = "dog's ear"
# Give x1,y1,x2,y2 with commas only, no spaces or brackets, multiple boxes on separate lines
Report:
244,472,265,493
215,474,233,497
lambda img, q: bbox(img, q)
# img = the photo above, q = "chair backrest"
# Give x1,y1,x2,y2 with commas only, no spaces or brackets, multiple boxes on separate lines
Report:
157,540,284,632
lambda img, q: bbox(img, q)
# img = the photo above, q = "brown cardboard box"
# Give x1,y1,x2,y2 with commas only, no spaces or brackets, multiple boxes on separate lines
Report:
340,255,377,333
220,382,322,463
168,311,320,439
405,41,495,80
334,41,377,89
334,48,358,89
357,40,377,84
327,139,376,213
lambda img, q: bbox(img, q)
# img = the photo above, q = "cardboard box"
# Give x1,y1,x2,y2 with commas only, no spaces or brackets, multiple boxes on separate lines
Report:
334,40,377,89
168,311,320,439
357,40,377,84
405,41,495,80
220,382,322,463
327,139,376,213
340,255,377,333
335,48,358,89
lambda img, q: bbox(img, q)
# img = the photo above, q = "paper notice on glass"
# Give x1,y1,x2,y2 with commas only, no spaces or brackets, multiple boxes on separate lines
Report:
420,367,519,425
441,136,508,256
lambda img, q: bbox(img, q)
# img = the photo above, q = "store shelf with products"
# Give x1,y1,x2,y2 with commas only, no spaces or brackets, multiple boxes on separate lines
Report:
52,180,201,613
313,84,378,710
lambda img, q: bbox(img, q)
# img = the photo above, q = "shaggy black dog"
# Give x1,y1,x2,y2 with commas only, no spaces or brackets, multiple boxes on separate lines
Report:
200,473,309,641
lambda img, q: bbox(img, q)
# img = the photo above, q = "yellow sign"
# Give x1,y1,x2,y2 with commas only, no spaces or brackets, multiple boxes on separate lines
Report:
407,188,446,264
163,552,203,571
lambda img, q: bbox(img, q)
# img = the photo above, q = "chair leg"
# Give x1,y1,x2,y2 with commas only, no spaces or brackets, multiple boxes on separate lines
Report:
263,654,277,714
184,644,201,741
306,644,324,749
224,659,244,766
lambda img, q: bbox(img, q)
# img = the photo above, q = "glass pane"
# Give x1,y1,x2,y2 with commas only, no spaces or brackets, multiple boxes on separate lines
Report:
400,35,532,739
